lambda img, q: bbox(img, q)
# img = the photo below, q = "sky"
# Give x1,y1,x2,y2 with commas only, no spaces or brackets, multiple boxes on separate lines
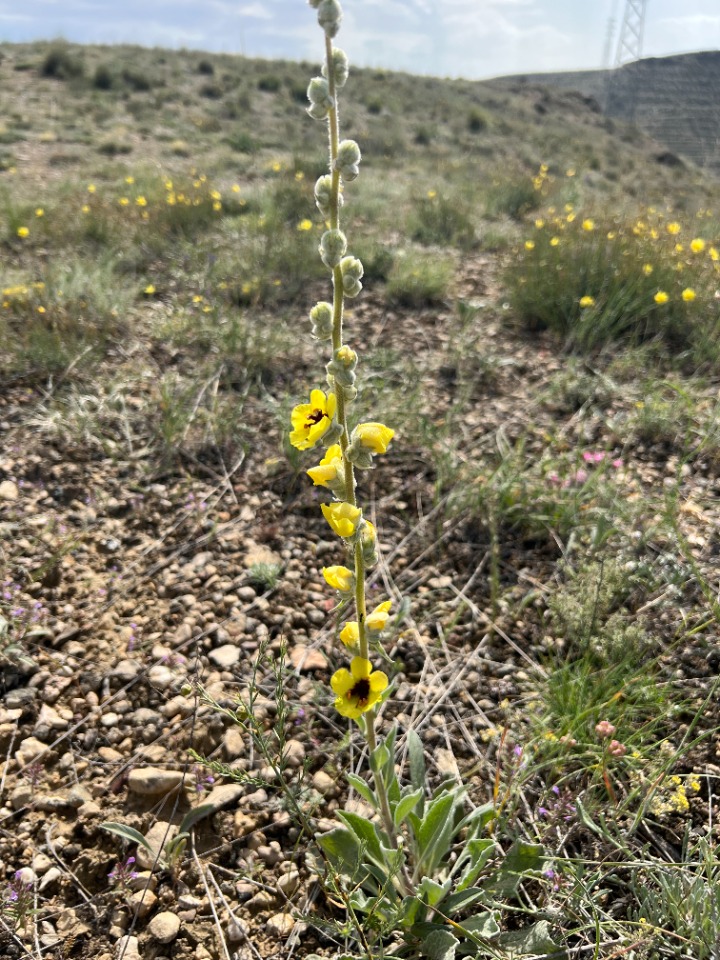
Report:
0,0,718,81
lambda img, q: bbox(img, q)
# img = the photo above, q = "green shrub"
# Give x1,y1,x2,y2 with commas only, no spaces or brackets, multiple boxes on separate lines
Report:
40,44,84,81
258,74,281,93
92,64,114,90
386,250,453,306
486,175,539,220
407,192,475,249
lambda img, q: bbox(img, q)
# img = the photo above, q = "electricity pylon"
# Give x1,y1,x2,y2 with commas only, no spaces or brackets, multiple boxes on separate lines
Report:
615,0,647,67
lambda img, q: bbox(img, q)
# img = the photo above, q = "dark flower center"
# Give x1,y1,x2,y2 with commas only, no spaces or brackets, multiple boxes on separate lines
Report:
350,678,371,704
305,408,325,428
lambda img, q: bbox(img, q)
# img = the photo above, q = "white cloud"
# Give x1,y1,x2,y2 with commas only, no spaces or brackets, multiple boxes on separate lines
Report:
237,3,273,19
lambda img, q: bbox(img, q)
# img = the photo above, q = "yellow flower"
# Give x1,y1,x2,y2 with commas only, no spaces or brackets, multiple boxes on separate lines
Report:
550,236,560,247
666,221,681,235
232,184,240,193
295,171,305,181
566,168,576,177
564,203,574,213
675,243,684,253
566,213,576,223
35,208,44,217
710,247,720,261
144,284,156,295
81,204,90,213
534,219,544,229
125,176,135,184
642,263,653,276
607,231,616,239
135,196,147,207
307,444,344,487
339,621,360,649
331,657,388,719
524,240,535,250
213,201,222,212
427,189,437,199
297,219,313,231
87,184,96,193
119,197,129,206
691,238,706,253
16,226,29,238
682,288,696,302
289,389,337,450
582,219,594,231
579,295,595,308
353,422,395,455
654,290,669,304
367,600,392,631
322,565,354,592
321,501,362,539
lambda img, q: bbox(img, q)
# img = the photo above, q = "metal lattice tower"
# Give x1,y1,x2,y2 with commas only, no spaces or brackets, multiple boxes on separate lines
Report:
614,0,647,67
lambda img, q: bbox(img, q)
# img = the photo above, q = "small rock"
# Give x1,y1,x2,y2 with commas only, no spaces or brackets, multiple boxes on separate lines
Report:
277,871,300,897
222,727,245,760
109,660,142,684
135,822,177,871
127,768,185,797
38,867,63,892
208,644,241,670
234,811,257,838
203,782,244,814
289,645,328,672
266,912,295,938
312,770,338,797
10,783,34,810
115,935,140,960
147,664,177,689
0,480,19,501
148,911,181,944
227,918,250,944
246,890,277,914
282,740,305,768
127,888,158,918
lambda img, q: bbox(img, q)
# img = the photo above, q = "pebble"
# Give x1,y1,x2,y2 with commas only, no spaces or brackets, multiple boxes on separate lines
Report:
115,935,140,960
0,479,19,500
312,770,338,797
266,912,295,938
226,918,250,944
208,644,241,669
276,871,300,897
289,645,328,671
203,782,244,814
127,768,185,797
222,727,245,760
135,821,177,871
127,888,158,918
148,911,181,944
282,739,305,768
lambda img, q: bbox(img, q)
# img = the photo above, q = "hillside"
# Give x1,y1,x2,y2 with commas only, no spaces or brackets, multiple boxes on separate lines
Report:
2,39,720,960
496,50,720,173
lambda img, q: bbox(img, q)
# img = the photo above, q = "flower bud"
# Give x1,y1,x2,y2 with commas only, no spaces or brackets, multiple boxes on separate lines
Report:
323,565,354,593
326,344,357,387
306,76,333,120
335,139,361,181
322,48,349,88
314,175,333,217
359,519,378,566
319,229,347,268
345,439,374,470
310,301,333,339
322,420,344,446
351,422,395,455
317,0,342,37
340,255,363,297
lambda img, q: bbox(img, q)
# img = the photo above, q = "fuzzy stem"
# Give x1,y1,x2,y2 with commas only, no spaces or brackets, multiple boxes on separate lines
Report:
323,33,397,852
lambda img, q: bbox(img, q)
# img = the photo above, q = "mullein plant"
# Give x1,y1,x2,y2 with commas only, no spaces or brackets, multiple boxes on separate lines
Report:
292,4,552,958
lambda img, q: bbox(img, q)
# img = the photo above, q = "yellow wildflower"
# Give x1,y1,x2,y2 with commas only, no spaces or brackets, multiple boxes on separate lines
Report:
16,226,29,238
654,290,669,304
144,284,156,295
579,295,595,308
353,422,395,455
682,288,696,302
427,189,437,199
331,657,388,719
35,208,44,217
87,183,96,193
710,247,719,262
135,196,147,207
322,565,354,593
321,501,362,539
550,236,560,246
642,264,653,276
524,240,535,251
125,176,135,184
691,238,706,253
366,600,392,631
297,219,313,231
339,621,360,649
666,222,681,235
289,389,337,450
307,444,344,487
582,219,594,231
